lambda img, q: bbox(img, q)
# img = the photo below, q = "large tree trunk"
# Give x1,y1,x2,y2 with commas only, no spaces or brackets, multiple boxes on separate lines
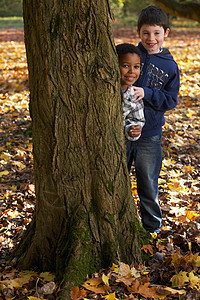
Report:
12,0,148,291
154,0,200,22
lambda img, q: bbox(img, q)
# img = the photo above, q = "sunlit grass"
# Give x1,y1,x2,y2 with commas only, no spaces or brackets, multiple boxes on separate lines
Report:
0,17,23,28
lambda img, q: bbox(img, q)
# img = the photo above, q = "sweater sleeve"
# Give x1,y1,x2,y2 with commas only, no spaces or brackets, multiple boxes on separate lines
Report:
123,99,145,141
143,66,180,111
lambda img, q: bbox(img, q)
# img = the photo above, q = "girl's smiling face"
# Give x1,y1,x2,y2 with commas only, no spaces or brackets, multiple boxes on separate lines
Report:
119,53,141,91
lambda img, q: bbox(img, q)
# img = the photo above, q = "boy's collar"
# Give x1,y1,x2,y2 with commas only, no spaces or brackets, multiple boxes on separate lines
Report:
139,42,162,54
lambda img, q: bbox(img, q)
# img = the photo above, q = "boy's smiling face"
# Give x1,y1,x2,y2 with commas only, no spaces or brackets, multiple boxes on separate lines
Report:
119,53,141,91
138,24,169,54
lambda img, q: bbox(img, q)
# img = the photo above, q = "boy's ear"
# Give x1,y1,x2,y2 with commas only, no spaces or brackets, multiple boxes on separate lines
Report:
137,29,140,37
164,28,170,38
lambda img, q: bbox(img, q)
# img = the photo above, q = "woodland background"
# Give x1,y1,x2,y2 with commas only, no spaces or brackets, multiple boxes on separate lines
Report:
0,1,200,299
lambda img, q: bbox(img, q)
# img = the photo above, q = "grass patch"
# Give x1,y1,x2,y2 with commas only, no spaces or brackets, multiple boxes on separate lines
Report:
112,14,200,29
170,17,200,28
112,15,138,29
0,17,23,28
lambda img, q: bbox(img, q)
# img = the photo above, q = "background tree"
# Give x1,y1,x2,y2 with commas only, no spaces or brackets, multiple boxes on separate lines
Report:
0,0,22,17
154,0,200,22
12,0,148,293
110,0,200,22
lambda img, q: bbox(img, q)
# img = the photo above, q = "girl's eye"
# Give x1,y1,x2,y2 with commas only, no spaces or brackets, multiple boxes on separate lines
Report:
123,64,129,68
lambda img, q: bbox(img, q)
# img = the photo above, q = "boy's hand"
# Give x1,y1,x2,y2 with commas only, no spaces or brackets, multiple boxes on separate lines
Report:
133,87,144,102
129,125,142,137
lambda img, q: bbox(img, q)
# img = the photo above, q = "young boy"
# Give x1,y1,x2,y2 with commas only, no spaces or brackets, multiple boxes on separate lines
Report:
126,6,180,233
116,43,145,141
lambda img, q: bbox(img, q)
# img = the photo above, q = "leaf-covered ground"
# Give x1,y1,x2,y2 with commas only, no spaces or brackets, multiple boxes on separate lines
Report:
0,27,200,299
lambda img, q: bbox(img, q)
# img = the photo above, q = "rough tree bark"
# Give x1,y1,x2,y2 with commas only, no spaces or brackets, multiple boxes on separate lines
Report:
154,0,200,22
12,0,148,292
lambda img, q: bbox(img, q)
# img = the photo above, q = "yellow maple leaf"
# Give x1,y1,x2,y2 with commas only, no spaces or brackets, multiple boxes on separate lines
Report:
0,170,9,177
6,277,30,289
102,273,110,286
12,161,26,171
110,263,118,273
171,271,189,288
11,185,17,191
28,297,46,300
0,152,12,161
103,292,117,300
191,253,200,271
186,109,193,118
185,210,197,220
18,270,39,279
188,271,200,289
39,272,55,282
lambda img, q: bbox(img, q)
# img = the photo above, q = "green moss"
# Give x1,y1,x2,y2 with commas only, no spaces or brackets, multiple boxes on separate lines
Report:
56,209,98,290
107,213,117,227
134,219,152,262
118,201,128,221
62,242,96,289
107,178,115,195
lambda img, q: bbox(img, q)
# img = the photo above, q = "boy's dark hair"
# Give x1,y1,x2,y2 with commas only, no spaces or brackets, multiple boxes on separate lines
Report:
116,43,141,59
138,5,169,32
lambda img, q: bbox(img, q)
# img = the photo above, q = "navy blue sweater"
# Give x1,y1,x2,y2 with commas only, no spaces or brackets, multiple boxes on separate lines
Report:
135,42,180,138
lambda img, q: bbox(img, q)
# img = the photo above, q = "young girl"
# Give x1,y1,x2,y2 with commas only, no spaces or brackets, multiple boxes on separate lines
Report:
116,43,145,141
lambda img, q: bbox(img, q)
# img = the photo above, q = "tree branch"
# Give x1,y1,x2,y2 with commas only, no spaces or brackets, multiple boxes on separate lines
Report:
154,0,200,22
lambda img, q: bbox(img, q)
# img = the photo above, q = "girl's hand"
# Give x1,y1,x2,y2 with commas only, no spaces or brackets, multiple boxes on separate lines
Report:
133,87,144,102
129,125,142,137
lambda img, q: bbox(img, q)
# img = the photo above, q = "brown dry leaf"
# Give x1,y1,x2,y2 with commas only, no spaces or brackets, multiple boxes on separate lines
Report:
70,286,87,300
82,277,109,294
141,244,154,255
127,280,140,293
116,276,134,286
118,262,131,277
163,286,186,296
154,286,186,299
138,282,157,298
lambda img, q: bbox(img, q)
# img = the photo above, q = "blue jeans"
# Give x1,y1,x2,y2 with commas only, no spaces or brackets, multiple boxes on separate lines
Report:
126,135,162,233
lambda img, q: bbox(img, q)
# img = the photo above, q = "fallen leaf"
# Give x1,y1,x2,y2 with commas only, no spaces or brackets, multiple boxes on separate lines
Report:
171,271,189,288
70,286,87,300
